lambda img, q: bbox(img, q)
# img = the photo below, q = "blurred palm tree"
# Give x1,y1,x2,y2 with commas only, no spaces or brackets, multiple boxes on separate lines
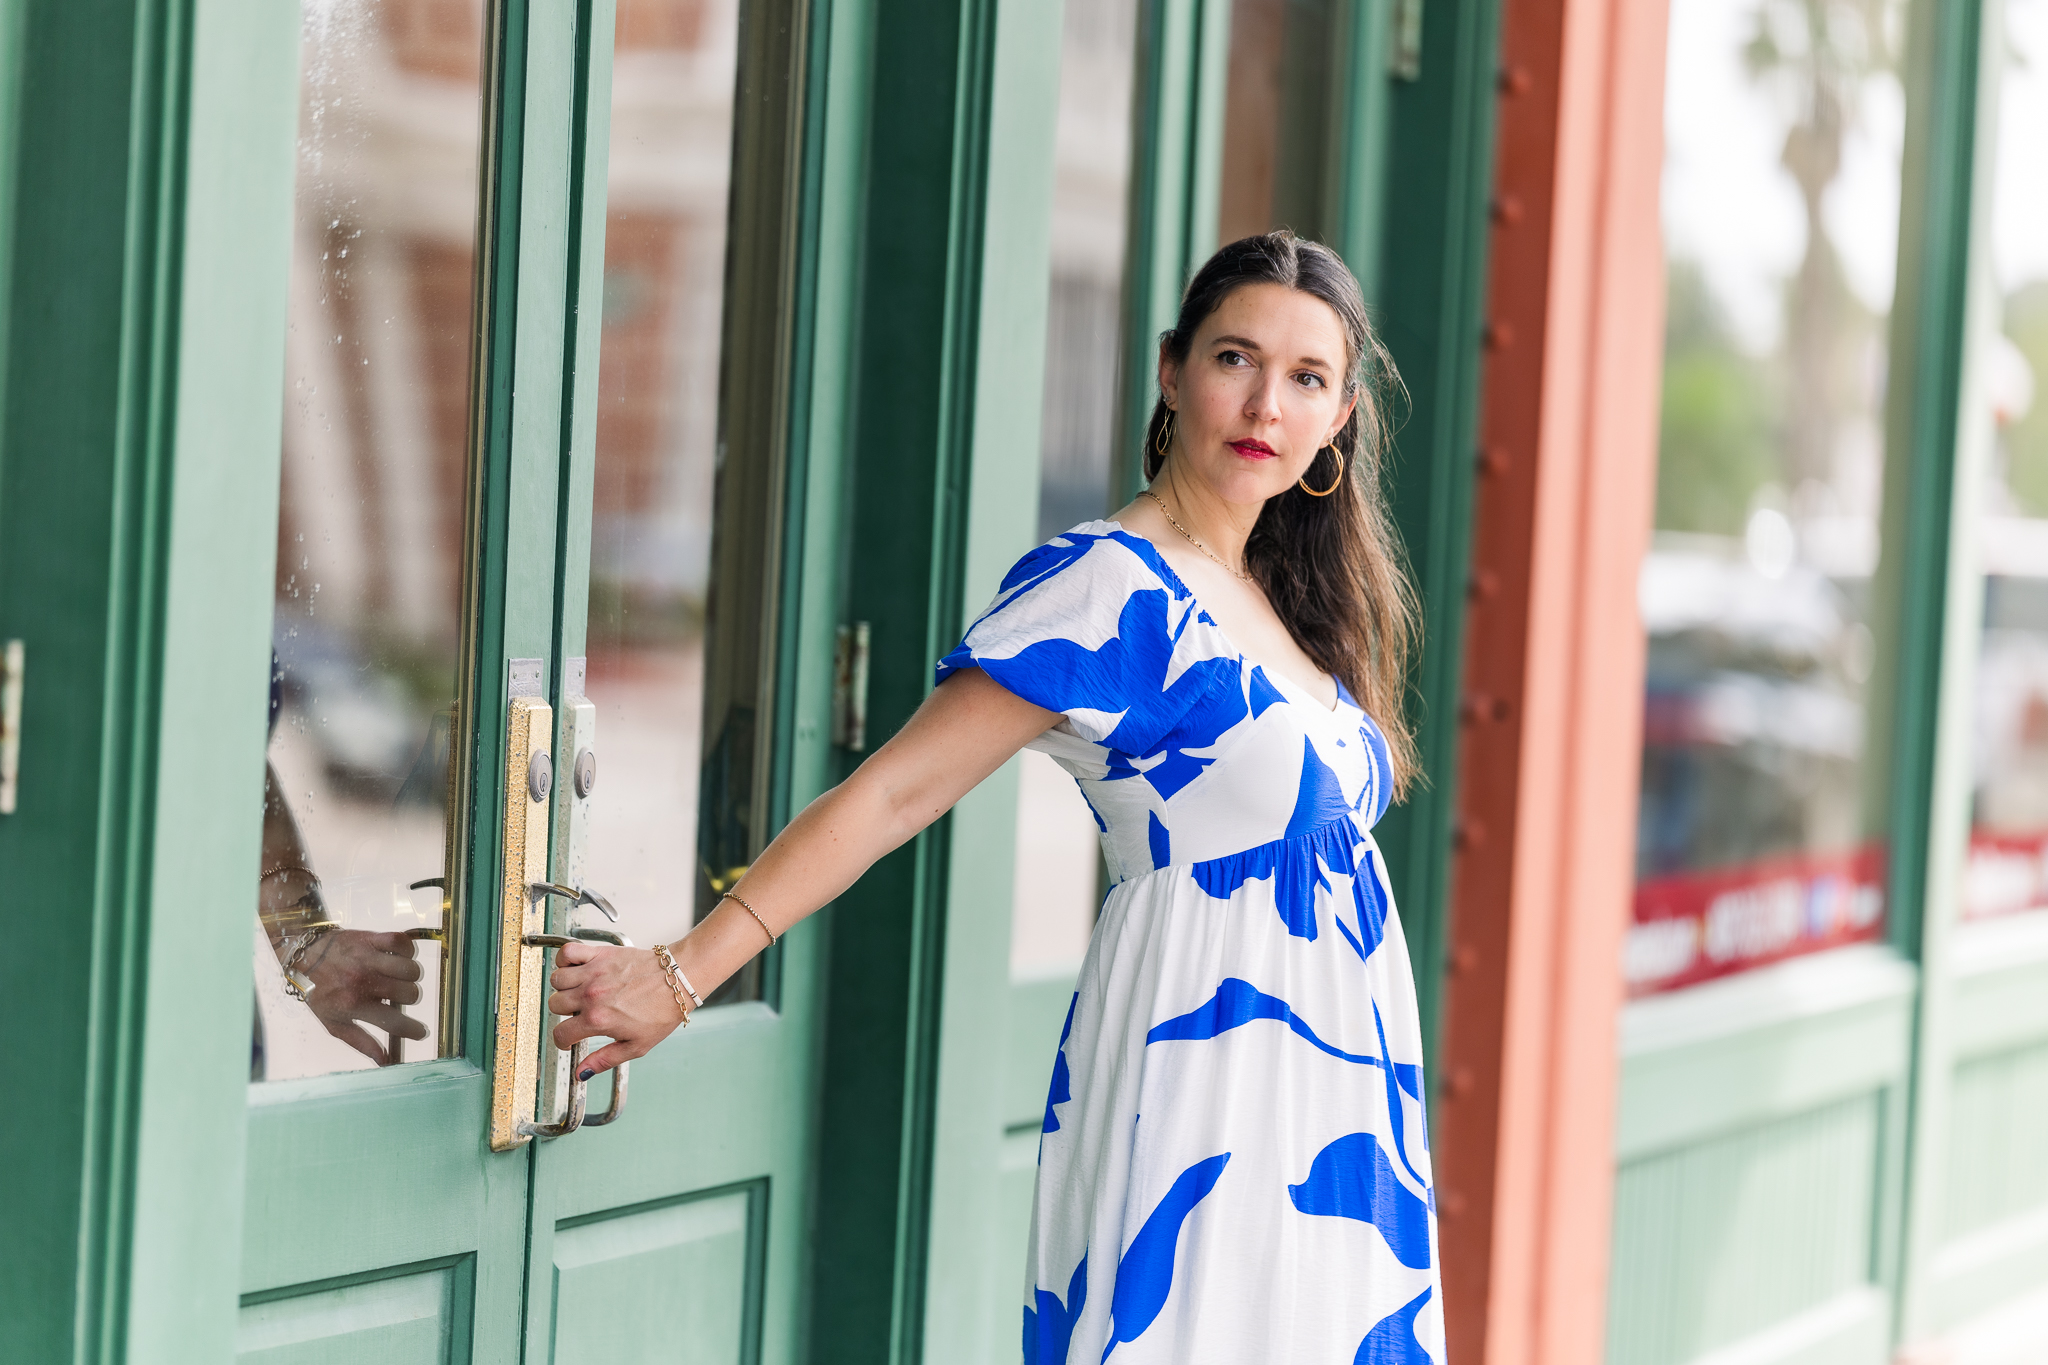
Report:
1743,0,1899,495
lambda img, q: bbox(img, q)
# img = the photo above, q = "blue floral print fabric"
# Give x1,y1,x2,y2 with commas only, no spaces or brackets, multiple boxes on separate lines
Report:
935,524,1443,1364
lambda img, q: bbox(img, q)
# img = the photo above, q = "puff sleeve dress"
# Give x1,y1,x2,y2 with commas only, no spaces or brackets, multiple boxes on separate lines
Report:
935,524,1444,1365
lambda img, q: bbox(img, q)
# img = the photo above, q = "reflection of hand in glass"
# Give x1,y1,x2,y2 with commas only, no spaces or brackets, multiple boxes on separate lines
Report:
259,761,425,1066
291,928,428,1065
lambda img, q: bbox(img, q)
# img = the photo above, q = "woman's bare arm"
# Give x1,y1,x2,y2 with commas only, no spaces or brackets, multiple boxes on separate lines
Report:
547,666,1058,1076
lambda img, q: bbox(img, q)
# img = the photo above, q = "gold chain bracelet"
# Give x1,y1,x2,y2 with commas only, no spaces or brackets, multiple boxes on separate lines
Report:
721,890,778,947
652,943,702,1025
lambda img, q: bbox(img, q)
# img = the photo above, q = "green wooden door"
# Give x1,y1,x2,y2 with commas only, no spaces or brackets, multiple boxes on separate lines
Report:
236,1,830,1359
514,1,829,1359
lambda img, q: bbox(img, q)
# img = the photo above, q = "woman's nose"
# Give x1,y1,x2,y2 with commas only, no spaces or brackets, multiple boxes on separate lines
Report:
1245,376,1284,421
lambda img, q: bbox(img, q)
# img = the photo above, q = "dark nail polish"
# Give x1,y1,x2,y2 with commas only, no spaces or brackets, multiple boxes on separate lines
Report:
578,1069,594,1081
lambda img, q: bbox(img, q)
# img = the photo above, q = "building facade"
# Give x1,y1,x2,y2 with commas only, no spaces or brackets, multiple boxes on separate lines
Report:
0,0,2042,1362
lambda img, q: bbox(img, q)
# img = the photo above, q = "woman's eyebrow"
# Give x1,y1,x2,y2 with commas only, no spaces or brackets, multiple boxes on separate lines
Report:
1211,334,1335,372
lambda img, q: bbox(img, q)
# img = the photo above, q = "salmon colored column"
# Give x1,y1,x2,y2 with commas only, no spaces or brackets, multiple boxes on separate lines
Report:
1431,0,1669,1362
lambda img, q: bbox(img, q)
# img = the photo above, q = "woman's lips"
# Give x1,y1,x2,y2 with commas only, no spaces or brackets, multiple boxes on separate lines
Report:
1228,440,1277,459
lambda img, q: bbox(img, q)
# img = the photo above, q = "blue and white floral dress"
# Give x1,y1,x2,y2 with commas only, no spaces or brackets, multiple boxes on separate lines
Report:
937,524,1443,1365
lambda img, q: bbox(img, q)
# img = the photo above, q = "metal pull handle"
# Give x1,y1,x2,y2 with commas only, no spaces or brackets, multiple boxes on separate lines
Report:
529,880,618,923
520,927,632,1137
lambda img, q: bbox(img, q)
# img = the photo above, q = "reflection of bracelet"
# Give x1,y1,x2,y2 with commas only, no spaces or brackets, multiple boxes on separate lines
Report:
259,865,325,928
258,892,324,929
282,921,340,1001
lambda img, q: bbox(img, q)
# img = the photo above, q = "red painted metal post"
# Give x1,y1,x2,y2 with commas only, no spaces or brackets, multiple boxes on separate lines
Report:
1430,1,1670,1362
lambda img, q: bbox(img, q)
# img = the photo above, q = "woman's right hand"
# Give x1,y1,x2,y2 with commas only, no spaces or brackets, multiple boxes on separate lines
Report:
546,941,686,1080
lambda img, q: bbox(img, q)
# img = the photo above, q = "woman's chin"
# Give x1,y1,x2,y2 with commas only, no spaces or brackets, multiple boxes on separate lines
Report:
1195,467,1296,508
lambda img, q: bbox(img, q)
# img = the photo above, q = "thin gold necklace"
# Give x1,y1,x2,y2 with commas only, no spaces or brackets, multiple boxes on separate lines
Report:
1142,489,1253,584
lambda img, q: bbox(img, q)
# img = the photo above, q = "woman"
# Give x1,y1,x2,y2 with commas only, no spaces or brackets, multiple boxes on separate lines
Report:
551,232,1442,1363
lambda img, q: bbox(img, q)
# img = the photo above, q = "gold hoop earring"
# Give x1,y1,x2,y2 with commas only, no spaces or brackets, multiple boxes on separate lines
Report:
1154,409,1177,466
1298,446,1345,497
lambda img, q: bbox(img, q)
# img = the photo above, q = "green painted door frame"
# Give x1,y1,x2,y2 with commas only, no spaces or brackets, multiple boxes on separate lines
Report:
1116,0,1232,498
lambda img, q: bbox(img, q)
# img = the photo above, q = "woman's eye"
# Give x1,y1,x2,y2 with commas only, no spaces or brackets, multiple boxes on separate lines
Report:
1219,350,1250,367
1295,372,1326,390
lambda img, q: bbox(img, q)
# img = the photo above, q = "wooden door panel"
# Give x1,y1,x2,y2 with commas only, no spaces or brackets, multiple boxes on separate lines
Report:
546,1009,788,1216
236,1259,472,1364
1608,950,1914,1365
240,1071,493,1292
551,1186,763,1364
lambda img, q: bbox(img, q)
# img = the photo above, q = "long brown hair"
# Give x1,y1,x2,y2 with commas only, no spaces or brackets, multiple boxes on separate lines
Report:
1144,231,1421,797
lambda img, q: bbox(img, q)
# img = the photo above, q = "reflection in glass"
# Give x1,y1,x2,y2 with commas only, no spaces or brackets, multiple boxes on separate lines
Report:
1962,0,2048,924
579,0,752,991
1216,0,1339,245
254,0,486,1080
1628,0,1909,995
1008,0,1139,980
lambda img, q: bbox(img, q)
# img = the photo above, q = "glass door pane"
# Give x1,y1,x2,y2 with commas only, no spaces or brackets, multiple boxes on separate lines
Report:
1628,0,1912,995
253,0,487,1080
576,0,799,1007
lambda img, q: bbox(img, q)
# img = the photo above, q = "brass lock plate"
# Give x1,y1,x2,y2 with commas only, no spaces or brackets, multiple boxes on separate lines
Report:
490,671,551,1152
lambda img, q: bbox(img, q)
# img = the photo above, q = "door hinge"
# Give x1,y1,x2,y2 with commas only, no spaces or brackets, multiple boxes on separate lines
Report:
0,639,21,814
1390,0,1424,81
832,622,870,752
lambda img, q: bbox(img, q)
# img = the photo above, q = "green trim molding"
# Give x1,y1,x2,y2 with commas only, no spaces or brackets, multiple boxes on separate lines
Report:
1115,0,1232,502
1358,0,1503,1068
0,0,301,1358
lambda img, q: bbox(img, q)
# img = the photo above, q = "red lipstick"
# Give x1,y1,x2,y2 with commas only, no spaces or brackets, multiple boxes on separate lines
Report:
1228,439,1277,460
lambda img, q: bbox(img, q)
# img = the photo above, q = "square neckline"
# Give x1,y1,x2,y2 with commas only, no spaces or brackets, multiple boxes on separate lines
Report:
1092,519,1352,719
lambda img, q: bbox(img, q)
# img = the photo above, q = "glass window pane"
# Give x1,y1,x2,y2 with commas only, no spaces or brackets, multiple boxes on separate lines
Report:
1010,0,1139,980
1962,0,2048,925
254,0,487,1080
1629,0,1912,995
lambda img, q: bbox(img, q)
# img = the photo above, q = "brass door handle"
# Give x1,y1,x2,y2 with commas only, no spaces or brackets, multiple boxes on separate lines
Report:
521,927,632,1137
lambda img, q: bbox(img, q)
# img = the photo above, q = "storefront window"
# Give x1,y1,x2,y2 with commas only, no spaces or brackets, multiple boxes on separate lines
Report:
1009,0,1138,979
1960,0,2048,924
1628,0,1912,995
